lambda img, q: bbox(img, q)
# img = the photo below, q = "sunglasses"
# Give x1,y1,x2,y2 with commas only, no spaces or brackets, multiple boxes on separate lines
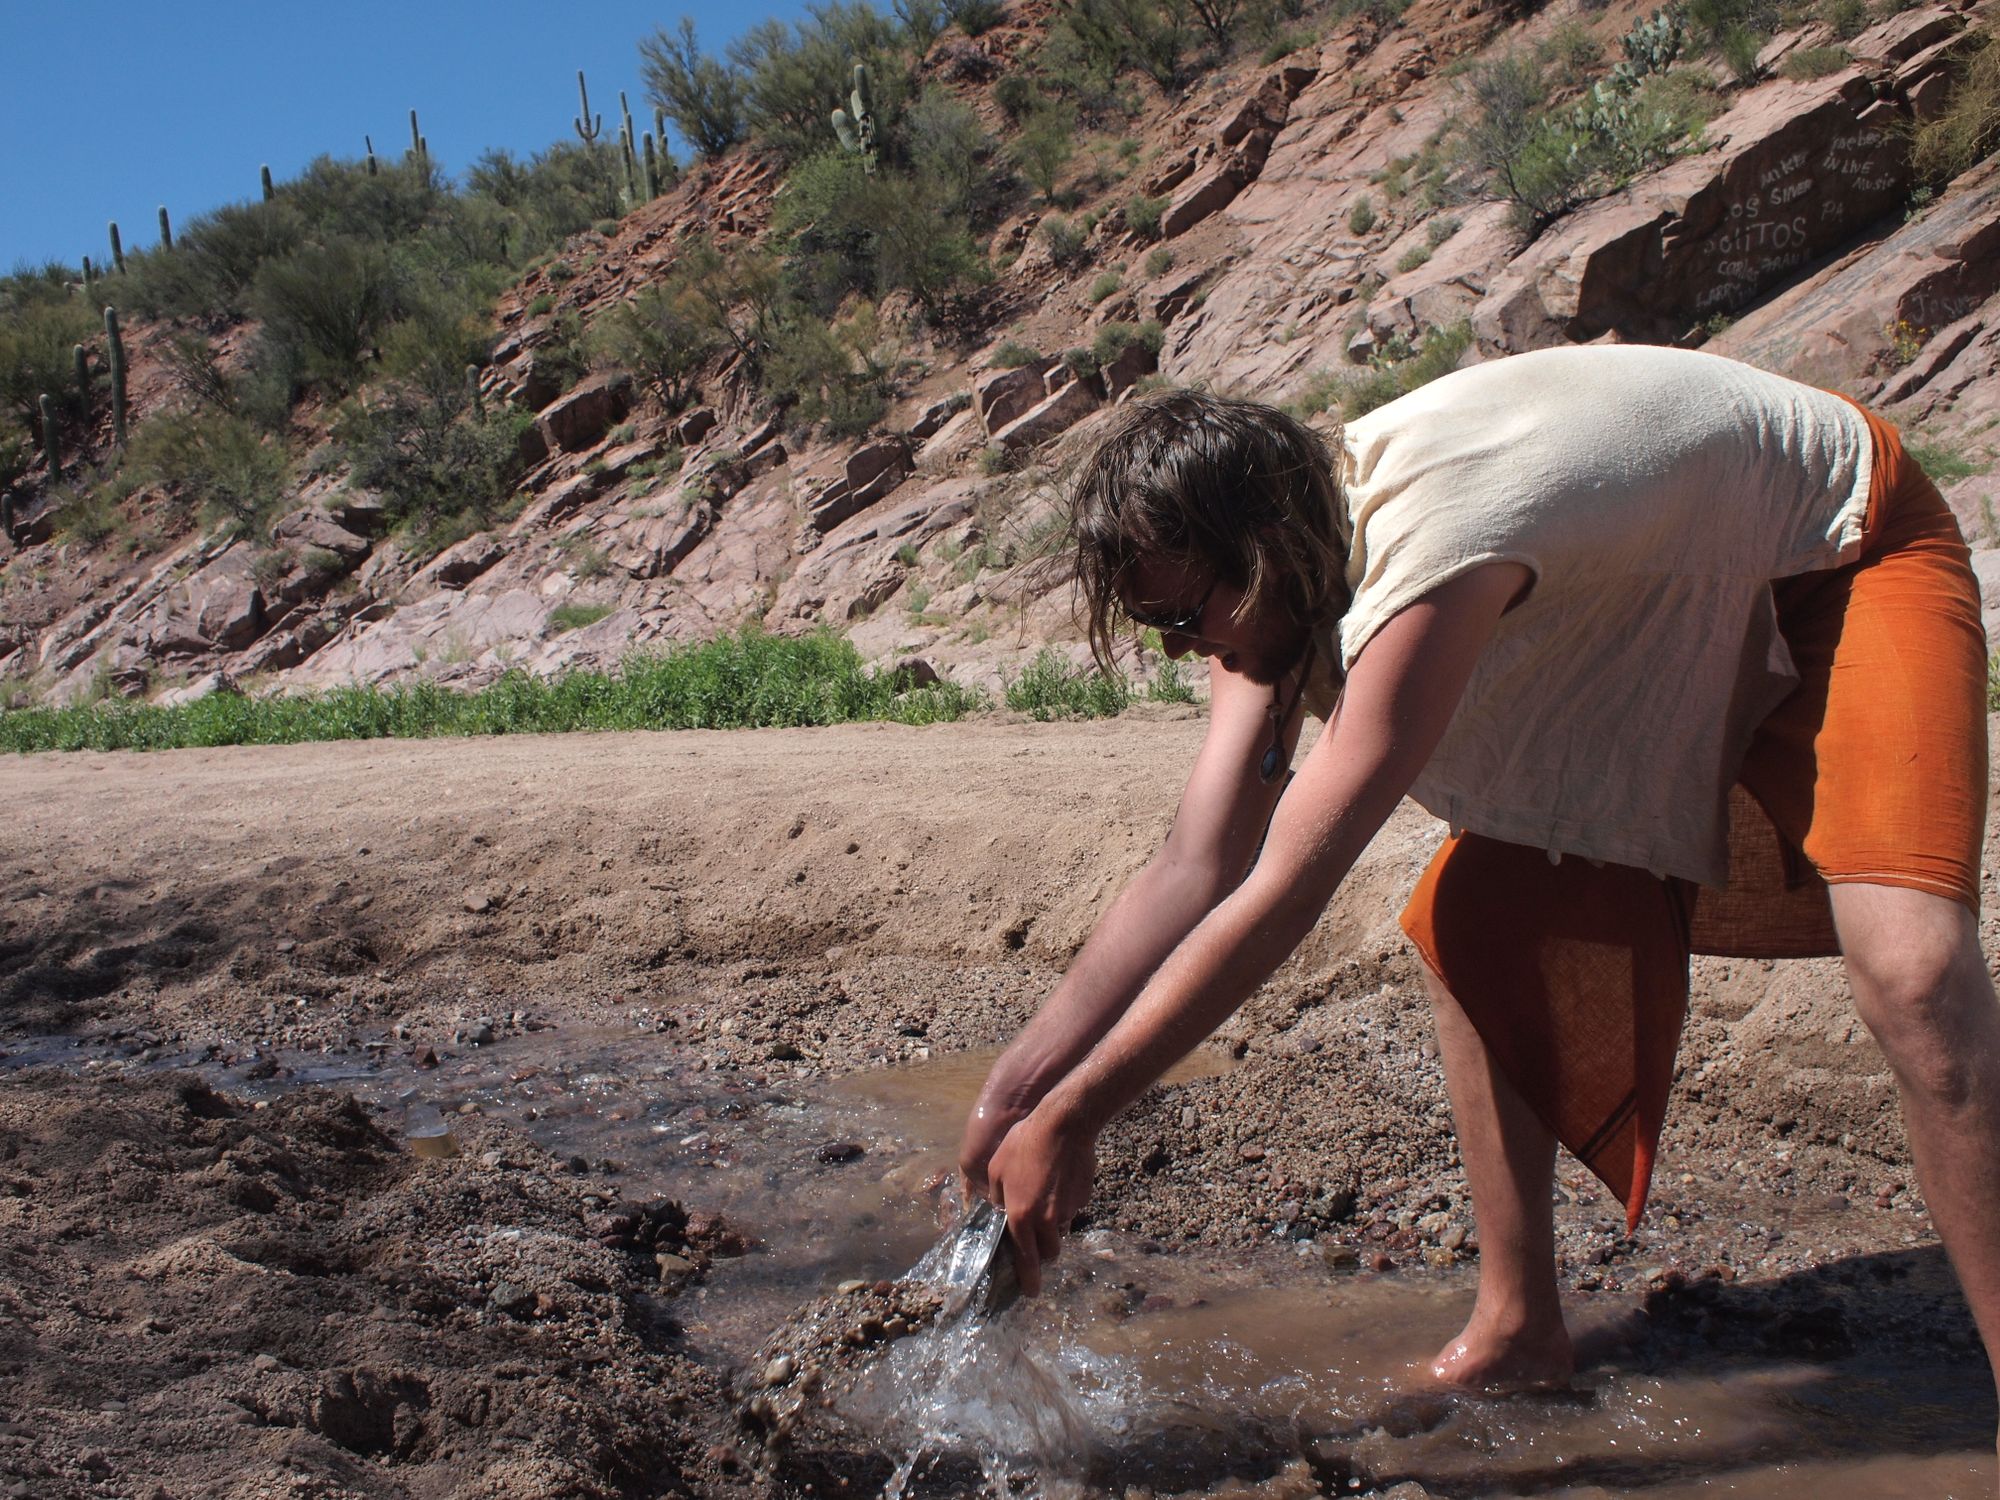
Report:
1123,573,1218,636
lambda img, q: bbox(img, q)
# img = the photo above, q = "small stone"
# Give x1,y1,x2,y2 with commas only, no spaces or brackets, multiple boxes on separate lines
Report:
656,1252,697,1280
252,1354,281,1373
275,938,297,954
761,1355,797,1387
837,1279,868,1294
1180,1106,1198,1129
1424,1246,1457,1268
1238,1144,1267,1162
413,1046,439,1069
1440,1224,1469,1252
479,1150,505,1170
1368,1251,1396,1273
817,1141,865,1164
464,891,493,914
469,1020,496,1045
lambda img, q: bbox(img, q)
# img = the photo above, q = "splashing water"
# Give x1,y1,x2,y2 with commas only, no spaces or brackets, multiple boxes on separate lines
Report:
842,1208,1133,1500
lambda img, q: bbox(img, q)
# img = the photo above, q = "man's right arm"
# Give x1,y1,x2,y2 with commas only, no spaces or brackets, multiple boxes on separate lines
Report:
959,659,1304,1198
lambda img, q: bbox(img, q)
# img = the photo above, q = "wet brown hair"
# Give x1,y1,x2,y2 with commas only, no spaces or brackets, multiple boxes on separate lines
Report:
1066,388,1350,672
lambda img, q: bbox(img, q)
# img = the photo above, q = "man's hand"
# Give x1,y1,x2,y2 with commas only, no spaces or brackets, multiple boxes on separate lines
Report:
958,1085,1034,1205
984,1105,1098,1297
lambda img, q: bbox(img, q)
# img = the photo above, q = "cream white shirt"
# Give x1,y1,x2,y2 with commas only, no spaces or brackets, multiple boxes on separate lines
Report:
1302,345,1873,886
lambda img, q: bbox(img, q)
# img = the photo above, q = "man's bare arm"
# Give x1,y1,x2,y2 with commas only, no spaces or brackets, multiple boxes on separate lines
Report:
987,561,1529,1287
960,661,1304,1197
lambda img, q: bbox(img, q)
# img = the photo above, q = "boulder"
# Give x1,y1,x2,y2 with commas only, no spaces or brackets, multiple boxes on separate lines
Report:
535,372,632,454
270,507,372,564
907,395,965,442
174,549,266,655
991,380,1103,451
608,503,714,580
1474,76,1920,346
1102,339,1160,399
1162,163,1253,239
418,534,506,592
846,438,913,496
675,407,719,446
1718,154,2000,398
973,366,1048,437
772,481,982,622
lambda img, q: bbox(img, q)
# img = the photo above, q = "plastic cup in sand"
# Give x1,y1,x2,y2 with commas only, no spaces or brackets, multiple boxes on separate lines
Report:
404,1102,460,1159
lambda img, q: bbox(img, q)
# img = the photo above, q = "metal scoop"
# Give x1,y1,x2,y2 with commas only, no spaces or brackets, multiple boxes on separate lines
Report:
934,1198,1022,1318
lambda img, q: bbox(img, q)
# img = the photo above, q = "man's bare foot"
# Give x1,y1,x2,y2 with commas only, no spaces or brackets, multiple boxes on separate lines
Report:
1428,1310,1574,1391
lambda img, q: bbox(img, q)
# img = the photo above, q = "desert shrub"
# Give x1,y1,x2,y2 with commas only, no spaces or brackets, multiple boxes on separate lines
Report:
729,6,907,160
1782,45,1851,79
1395,245,1432,273
0,291,97,425
335,349,527,548
465,143,623,258
992,72,1038,122
1290,320,1473,421
945,0,1007,35
906,89,995,221
1538,19,1606,84
1089,271,1124,303
1426,214,1463,246
593,284,718,413
1819,0,1870,38
1348,196,1378,234
1011,107,1077,202
1459,53,1594,234
251,238,402,392
1126,193,1171,239
1911,32,2000,184
775,151,986,320
762,302,895,436
640,18,747,159
1055,0,1197,88
994,340,1042,367
548,602,615,634
1261,30,1314,64
1062,345,1103,380
1040,215,1091,267
1145,246,1176,275
1146,652,1198,702
1005,648,1132,720
118,199,308,320
0,631,985,752
122,409,290,535
1091,319,1165,365
897,0,949,54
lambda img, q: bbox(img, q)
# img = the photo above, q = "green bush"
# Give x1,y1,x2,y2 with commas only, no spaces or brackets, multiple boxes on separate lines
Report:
639,18,747,159
1012,108,1077,202
593,284,718,412
1395,245,1432,273
1911,32,2000,185
1088,271,1124,304
0,291,97,426
992,72,1038,122
122,409,290,536
1290,320,1474,421
1426,214,1462,247
548,601,616,633
994,340,1042,367
1347,196,1378,235
1090,319,1165,365
1126,193,1171,239
1005,647,1132,720
728,7,906,161
1144,246,1176,276
906,89,995,222
1146,653,1198,703
1040,215,1091,268
251,237,401,393
945,0,1007,36
1781,45,1851,80
1718,23,1765,81
0,631,986,753
1459,53,1593,235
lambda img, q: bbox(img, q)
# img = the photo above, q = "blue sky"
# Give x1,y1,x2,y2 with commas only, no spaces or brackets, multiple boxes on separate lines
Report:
0,1,820,272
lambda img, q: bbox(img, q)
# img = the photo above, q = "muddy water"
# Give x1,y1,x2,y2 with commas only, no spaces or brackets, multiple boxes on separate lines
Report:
10,1027,1993,1497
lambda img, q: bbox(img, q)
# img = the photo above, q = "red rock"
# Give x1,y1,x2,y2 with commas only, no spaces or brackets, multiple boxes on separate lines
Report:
271,508,371,564
991,379,1102,451
418,534,505,591
972,365,1048,436
675,407,718,445
1162,163,1252,238
535,372,632,454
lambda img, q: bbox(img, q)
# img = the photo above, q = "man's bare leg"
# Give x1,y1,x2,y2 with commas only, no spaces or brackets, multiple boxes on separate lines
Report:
1829,883,2000,1477
1422,963,1574,1387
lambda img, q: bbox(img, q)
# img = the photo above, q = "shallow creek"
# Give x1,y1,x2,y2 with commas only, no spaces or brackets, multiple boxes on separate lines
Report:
11,1026,1994,1497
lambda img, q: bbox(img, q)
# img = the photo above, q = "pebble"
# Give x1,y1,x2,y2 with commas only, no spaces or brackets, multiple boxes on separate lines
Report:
1180,1106,1198,1129
1367,1251,1396,1273
761,1355,796,1387
656,1253,697,1280
479,1150,505,1170
1239,1144,1267,1162
836,1279,868,1294
252,1354,281,1373
469,1020,496,1045
816,1141,865,1164
1322,1245,1361,1272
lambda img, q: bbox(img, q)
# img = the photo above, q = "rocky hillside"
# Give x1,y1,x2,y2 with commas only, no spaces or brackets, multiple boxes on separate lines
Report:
3,0,1997,709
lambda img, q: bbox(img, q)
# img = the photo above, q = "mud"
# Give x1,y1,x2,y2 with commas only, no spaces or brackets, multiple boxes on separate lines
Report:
2,718,1997,1496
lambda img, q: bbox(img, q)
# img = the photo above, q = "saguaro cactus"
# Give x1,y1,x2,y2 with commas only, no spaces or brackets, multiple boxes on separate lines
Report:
467,364,486,420
575,70,602,145
831,62,878,174
82,256,95,288
643,133,661,201
38,394,60,474
73,344,90,411
619,91,637,160
620,131,639,204
261,164,275,201
108,220,125,274
365,134,379,175
158,205,173,249
409,108,424,162
104,306,127,449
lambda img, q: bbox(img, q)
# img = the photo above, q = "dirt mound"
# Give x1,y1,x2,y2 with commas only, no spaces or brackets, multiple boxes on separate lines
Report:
0,1069,751,1500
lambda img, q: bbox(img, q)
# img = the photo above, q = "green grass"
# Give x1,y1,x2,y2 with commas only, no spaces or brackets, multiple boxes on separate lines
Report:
1004,648,1132,721
547,602,615,634
1289,320,1476,422
1907,440,1989,484
0,631,986,753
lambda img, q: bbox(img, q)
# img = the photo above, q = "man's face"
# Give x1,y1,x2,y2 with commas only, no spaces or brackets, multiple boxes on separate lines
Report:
1118,557,1312,687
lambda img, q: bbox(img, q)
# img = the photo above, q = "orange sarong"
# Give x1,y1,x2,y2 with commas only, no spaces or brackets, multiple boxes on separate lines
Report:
1399,404,1988,1230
